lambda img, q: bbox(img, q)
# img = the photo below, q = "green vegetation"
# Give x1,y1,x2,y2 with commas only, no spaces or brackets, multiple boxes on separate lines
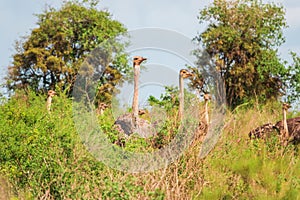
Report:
0,91,299,199
6,0,129,105
193,0,300,108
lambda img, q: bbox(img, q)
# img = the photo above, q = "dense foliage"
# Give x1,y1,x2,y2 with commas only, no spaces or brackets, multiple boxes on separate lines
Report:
0,90,298,199
193,0,300,108
6,0,129,105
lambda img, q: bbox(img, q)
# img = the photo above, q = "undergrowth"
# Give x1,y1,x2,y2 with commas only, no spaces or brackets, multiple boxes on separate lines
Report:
0,91,299,199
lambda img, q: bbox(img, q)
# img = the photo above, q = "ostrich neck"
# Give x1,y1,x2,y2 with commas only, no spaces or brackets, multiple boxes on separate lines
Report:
283,108,288,137
99,108,104,115
204,99,209,124
47,96,52,112
179,75,184,120
132,64,140,123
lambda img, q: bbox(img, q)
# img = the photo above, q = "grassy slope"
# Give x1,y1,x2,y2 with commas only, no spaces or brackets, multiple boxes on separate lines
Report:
0,92,299,199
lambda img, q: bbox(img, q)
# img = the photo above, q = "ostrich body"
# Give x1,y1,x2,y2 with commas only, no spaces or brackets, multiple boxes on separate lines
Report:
248,122,275,139
178,69,193,121
114,56,155,138
285,118,300,144
249,103,300,144
47,90,56,113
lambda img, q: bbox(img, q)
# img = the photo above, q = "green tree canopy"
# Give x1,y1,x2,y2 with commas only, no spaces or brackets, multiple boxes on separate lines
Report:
6,0,130,105
193,0,297,108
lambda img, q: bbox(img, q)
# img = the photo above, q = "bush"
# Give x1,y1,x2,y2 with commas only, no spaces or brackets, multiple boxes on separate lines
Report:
0,91,299,199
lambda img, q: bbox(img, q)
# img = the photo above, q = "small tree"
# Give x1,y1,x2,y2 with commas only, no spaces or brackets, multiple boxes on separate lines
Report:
6,0,130,104
284,52,300,103
194,0,292,108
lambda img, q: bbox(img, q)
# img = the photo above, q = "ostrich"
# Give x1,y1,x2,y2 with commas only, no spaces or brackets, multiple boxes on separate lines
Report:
249,103,300,144
131,56,145,127
138,109,147,116
285,118,300,144
203,93,211,125
138,109,150,120
248,122,275,139
46,90,56,113
274,103,300,144
178,69,194,121
275,103,290,143
192,93,211,145
96,102,108,115
114,56,155,138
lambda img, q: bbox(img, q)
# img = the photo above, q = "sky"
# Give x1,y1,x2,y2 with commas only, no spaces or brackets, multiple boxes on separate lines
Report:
1,0,300,98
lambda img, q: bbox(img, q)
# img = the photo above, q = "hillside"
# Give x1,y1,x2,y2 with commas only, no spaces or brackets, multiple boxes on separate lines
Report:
0,91,299,199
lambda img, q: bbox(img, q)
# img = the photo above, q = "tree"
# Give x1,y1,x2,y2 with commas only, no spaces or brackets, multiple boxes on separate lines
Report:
193,0,292,108
6,0,130,104
284,52,300,103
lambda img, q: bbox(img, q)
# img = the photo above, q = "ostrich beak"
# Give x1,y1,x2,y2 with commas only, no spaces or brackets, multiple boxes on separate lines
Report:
185,70,193,78
187,71,193,77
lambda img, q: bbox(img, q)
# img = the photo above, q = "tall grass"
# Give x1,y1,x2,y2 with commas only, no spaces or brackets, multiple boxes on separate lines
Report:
0,92,299,199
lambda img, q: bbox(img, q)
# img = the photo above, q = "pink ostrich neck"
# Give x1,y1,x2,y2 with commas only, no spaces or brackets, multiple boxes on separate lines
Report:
178,73,184,121
204,98,209,124
132,63,140,126
47,90,56,113
47,96,53,113
283,104,289,138
131,56,146,128
203,94,210,125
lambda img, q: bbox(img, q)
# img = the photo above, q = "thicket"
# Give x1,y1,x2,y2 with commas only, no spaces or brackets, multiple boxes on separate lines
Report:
0,90,298,199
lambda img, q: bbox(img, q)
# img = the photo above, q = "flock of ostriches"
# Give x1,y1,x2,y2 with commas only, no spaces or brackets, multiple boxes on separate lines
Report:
46,56,300,147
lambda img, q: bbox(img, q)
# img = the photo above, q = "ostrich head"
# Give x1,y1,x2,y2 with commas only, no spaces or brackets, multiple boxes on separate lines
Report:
48,90,56,97
99,102,109,109
97,102,109,115
282,103,291,111
133,56,147,66
179,69,193,79
138,109,150,120
203,93,211,101
138,109,147,116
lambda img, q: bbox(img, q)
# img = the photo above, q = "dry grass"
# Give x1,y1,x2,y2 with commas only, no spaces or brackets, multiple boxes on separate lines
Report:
0,176,10,200
1,94,299,199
